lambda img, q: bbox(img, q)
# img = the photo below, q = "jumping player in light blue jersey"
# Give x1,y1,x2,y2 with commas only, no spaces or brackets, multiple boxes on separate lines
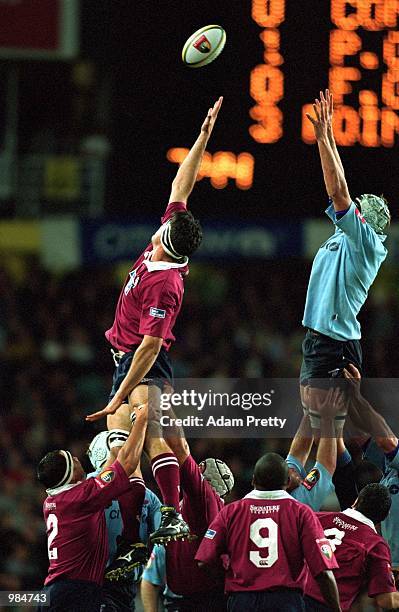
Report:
301,90,390,415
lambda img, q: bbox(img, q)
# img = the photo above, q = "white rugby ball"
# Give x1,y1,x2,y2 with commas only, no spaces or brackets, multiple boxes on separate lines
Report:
182,25,226,68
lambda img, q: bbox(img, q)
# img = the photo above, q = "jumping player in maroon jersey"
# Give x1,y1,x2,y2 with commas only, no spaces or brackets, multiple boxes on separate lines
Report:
86,97,223,547
160,409,234,611
37,404,147,612
196,453,342,612
304,483,399,611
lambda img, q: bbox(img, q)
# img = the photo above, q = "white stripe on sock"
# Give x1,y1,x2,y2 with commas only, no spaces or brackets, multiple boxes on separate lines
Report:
152,460,179,476
152,456,179,470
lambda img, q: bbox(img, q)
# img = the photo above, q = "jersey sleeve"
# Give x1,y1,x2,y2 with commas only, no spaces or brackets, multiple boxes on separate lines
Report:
138,276,180,339
147,490,162,533
195,508,228,566
299,504,338,577
180,455,223,534
326,201,386,256
286,454,307,478
367,540,397,597
292,462,335,511
161,202,187,224
79,460,131,512
142,544,167,587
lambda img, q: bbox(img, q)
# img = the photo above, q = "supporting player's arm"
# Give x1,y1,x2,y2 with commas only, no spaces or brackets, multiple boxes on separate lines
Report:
287,414,314,467
116,403,148,476
306,89,350,212
140,578,161,612
315,570,342,612
86,335,162,421
374,591,399,608
169,97,223,203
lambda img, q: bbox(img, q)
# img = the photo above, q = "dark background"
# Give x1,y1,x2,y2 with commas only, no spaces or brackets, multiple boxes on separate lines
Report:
15,0,399,221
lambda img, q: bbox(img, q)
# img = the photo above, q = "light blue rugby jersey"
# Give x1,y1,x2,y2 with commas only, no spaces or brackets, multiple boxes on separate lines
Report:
303,202,387,341
142,544,180,601
286,454,335,511
380,451,399,568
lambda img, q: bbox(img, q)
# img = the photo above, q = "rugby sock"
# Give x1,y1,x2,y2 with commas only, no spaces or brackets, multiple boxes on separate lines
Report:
119,477,146,542
151,453,180,509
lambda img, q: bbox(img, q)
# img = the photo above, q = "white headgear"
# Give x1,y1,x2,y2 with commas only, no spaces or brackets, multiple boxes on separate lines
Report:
201,458,234,498
356,194,390,234
87,429,129,471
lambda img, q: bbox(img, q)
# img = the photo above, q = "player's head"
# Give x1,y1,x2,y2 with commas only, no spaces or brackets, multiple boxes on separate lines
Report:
199,458,234,498
87,429,129,471
253,453,289,491
354,460,383,494
152,212,202,261
37,450,85,490
356,194,391,234
354,483,391,524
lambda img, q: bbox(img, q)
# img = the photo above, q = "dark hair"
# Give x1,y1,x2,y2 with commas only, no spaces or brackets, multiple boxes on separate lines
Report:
37,451,66,488
355,483,391,524
354,460,383,494
169,211,202,257
253,452,289,490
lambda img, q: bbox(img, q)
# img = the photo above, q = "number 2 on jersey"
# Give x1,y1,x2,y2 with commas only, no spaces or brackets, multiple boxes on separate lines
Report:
249,518,278,568
47,513,58,560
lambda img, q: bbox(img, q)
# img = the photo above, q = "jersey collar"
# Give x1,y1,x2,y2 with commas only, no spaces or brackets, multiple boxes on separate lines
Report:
46,481,82,497
342,508,377,532
144,258,188,272
244,489,291,500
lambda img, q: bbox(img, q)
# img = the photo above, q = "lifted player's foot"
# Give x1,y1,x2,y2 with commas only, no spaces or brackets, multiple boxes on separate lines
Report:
149,505,194,544
105,540,148,581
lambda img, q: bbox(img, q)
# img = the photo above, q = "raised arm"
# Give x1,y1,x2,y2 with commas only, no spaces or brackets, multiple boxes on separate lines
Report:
169,97,223,204
306,89,350,212
116,403,148,475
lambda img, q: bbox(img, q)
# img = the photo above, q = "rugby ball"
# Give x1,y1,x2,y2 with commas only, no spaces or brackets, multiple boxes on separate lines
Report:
182,25,226,68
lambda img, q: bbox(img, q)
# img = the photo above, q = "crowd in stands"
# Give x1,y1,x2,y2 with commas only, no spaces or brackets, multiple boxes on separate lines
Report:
1,256,398,591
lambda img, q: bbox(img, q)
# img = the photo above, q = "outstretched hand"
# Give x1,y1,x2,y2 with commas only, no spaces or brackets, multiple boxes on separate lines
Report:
201,96,223,137
306,89,333,141
86,395,125,422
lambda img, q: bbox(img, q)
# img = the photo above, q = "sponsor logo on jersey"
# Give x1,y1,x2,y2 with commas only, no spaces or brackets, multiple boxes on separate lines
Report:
45,502,56,510
124,269,140,295
355,207,366,223
302,468,320,491
150,307,166,318
96,469,115,486
317,538,334,560
205,529,216,539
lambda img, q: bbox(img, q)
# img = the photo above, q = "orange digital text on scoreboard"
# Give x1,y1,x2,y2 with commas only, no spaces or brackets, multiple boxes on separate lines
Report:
250,0,285,143
302,0,399,147
166,148,255,190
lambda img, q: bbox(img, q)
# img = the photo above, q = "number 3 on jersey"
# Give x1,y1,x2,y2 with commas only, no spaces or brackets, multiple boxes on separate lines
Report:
47,513,58,560
249,518,278,568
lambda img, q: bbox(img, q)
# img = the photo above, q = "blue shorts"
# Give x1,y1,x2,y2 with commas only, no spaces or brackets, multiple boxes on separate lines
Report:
109,346,173,402
227,590,305,612
38,579,103,612
102,577,136,611
300,329,362,387
304,595,331,611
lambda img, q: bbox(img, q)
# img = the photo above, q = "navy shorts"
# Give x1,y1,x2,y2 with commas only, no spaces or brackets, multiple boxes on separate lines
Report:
109,346,173,402
304,595,331,611
164,590,227,611
102,577,136,611
37,579,103,612
300,329,362,387
227,590,305,612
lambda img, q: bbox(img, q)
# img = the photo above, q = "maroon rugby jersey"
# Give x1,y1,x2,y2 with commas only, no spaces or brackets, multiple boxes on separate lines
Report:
105,202,189,351
305,508,396,611
43,460,130,586
195,490,337,593
166,455,224,596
